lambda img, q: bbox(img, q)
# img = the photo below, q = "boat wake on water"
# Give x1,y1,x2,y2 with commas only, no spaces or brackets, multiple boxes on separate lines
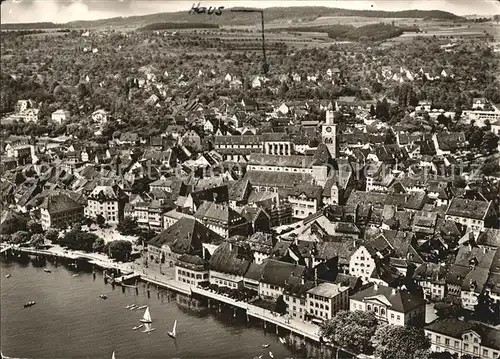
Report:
1,351,33,359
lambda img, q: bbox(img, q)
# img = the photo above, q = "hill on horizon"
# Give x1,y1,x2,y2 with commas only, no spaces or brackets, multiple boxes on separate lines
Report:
1,7,463,30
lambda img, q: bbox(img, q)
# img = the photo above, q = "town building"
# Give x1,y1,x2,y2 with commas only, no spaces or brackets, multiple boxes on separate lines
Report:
85,185,128,224
51,109,70,124
258,259,306,300
148,217,222,266
209,241,251,290
425,318,500,359
175,254,209,286
445,198,495,232
349,283,426,327
194,202,250,238
321,109,336,158
40,193,84,230
306,282,350,324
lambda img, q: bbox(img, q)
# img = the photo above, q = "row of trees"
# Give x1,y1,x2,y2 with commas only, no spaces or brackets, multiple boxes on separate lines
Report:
319,311,431,358
56,227,133,261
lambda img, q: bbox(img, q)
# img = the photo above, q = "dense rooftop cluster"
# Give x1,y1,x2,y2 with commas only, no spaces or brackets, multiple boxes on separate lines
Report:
1,23,500,359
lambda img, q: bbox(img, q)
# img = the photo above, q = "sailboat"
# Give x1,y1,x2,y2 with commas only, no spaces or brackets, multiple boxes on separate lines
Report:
279,337,286,344
167,320,177,339
142,323,156,333
269,352,274,358
262,344,270,348
139,306,152,323
111,351,116,359
132,324,143,330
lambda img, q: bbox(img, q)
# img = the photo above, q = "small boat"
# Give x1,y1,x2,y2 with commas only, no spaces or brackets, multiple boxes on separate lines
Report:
269,352,274,358
125,304,136,309
72,274,79,277
24,301,36,308
139,306,152,323
128,305,138,310
132,324,143,330
5,274,11,278
99,294,108,300
262,344,270,348
136,305,147,310
167,319,177,339
279,337,286,344
43,268,51,273
142,323,156,333
112,351,116,359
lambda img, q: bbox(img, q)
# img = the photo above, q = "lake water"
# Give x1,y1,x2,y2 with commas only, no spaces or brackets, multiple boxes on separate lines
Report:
0,257,335,359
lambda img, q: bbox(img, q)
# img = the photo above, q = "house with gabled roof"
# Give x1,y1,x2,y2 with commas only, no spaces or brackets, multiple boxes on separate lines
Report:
424,318,500,358
445,198,495,232
148,216,223,266
39,192,84,230
193,201,249,238
259,258,306,300
209,241,252,290
349,282,425,327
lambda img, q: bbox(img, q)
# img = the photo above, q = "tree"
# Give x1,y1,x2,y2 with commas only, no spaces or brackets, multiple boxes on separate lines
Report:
320,310,378,354
469,128,484,149
60,229,99,252
0,213,27,234
275,295,287,314
27,220,43,234
30,233,45,248
116,216,138,235
474,291,500,325
137,229,156,245
481,132,499,154
92,237,105,253
11,230,31,244
435,301,463,319
104,240,132,262
372,324,430,359
96,214,106,228
45,228,59,243
375,100,389,121
369,104,376,116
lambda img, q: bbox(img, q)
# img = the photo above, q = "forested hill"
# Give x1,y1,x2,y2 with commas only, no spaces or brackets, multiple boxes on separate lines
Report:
1,7,462,29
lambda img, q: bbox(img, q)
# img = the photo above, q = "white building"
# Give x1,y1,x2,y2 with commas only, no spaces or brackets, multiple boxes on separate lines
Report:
321,109,336,158
85,185,128,224
349,283,426,327
306,282,349,324
92,109,109,124
349,245,377,283
51,109,70,124
175,254,209,286
425,318,500,359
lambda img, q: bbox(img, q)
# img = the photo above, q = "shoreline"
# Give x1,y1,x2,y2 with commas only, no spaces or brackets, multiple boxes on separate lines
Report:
1,244,359,356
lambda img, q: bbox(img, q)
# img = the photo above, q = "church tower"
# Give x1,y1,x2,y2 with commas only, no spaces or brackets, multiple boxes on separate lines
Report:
322,104,337,158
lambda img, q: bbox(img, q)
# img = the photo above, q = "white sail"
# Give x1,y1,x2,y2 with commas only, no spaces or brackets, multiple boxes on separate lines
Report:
111,351,116,359
168,319,177,338
141,307,152,322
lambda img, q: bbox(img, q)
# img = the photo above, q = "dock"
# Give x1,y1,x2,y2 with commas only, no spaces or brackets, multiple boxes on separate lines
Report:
3,245,333,345
190,286,321,342
113,272,139,284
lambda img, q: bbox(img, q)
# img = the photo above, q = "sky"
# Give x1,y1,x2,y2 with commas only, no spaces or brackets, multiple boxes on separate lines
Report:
1,0,499,24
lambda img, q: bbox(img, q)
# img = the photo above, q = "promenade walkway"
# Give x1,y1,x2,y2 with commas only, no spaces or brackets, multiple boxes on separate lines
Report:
9,245,322,343
191,286,321,341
